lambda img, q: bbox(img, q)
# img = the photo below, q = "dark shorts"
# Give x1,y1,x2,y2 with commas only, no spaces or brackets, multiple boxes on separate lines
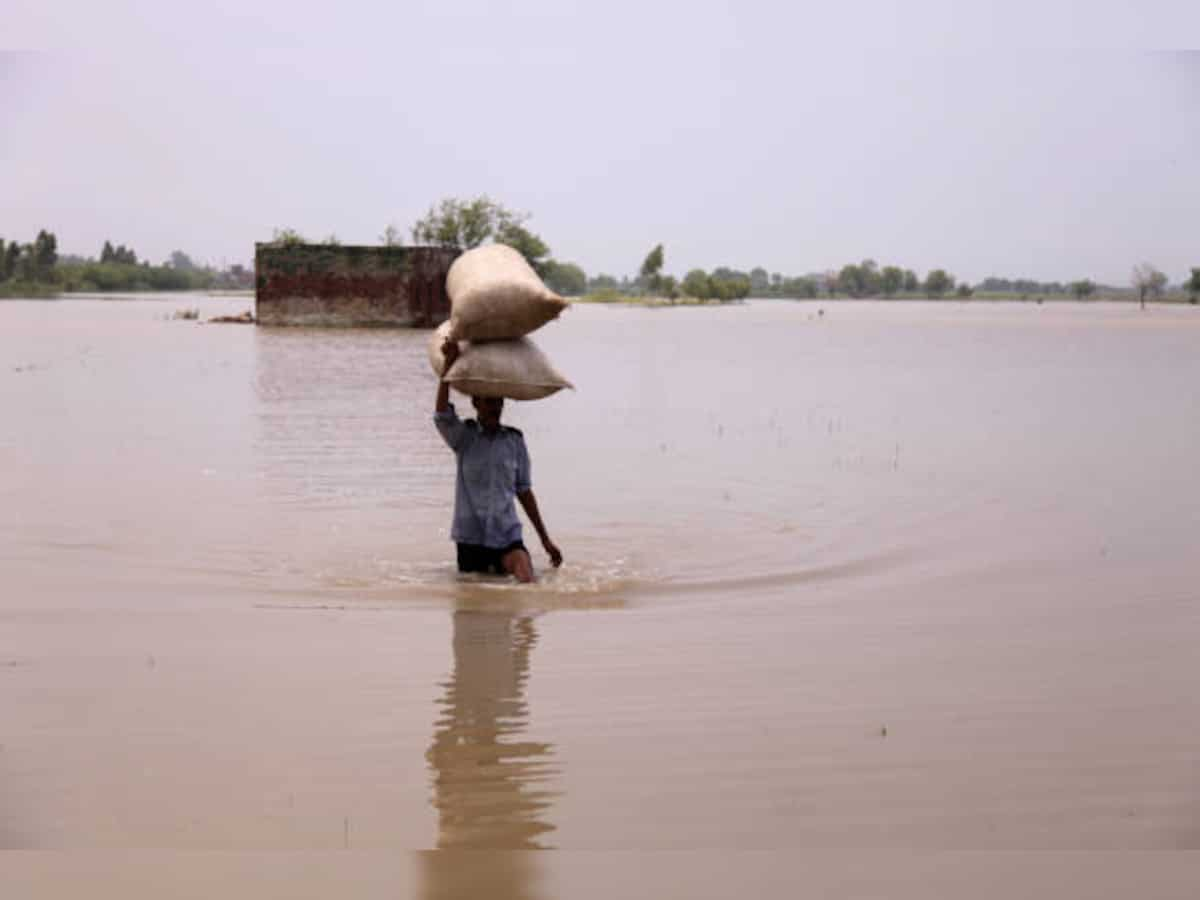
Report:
456,540,527,575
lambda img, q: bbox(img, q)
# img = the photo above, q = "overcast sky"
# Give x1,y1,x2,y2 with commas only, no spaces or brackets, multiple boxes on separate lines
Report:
4,2,1198,284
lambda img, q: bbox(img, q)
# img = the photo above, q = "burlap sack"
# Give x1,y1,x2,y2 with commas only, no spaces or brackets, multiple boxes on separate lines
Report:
445,243,567,341
429,321,573,401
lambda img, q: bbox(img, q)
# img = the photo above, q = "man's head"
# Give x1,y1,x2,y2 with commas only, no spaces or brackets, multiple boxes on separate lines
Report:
472,395,504,431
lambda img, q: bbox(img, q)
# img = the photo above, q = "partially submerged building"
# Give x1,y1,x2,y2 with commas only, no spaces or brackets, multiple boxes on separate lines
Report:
255,243,459,327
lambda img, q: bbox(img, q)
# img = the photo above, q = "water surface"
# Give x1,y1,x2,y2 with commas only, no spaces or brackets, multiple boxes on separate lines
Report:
2,295,1199,891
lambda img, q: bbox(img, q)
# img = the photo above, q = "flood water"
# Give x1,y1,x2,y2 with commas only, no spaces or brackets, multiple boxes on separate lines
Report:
2,295,1199,893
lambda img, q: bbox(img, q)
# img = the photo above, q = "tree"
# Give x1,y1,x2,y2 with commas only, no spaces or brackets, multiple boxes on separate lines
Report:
1069,279,1096,299
924,269,954,298
542,260,587,296
379,224,402,246
638,244,665,293
588,273,618,292
410,196,551,273
859,259,881,296
408,196,492,250
682,269,712,300
169,251,197,271
102,243,138,265
1186,267,1200,304
749,267,770,296
0,239,6,281
780,276,818,298
1131,263,1166,310
411,196,502,250
494,218,550,275
880,266,904,297
837,263,863,297
3,241,21,280
956,283,974,298
902,269,920,292
710,273,751,301
271,229,306,247
711,266,748,283
639,244,664,279
32,230,57,281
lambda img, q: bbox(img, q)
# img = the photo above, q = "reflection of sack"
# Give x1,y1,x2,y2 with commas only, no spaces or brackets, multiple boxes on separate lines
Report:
429,322,573,401
446,244,567,341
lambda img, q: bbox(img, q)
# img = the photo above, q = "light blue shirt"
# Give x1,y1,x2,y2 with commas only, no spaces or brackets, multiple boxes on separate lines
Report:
434,403,532,548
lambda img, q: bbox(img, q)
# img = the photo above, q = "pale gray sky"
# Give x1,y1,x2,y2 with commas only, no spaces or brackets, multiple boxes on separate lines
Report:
4,2,1198,284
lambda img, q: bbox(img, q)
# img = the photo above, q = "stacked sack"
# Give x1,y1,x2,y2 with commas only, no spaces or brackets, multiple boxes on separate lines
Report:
428,243,573,400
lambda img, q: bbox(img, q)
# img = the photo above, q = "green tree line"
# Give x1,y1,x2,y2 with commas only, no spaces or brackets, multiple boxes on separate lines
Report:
1,230,253,297
408,202,1200,305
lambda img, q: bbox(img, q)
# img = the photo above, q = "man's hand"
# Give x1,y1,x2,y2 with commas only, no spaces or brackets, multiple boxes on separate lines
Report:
543,539,563,568
441,338,460,372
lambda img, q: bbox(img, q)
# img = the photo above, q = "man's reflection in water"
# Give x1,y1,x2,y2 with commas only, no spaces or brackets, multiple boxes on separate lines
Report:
421,603,556,900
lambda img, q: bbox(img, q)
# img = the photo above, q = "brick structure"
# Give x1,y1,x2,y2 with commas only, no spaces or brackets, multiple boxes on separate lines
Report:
255,244,459,327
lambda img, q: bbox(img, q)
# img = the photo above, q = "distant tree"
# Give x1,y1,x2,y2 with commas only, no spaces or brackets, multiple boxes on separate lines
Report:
271,229,306,247
169,250,197,271
465,199,516,251
1069,279,1096,299
411,196,503,250
1131,263,1167,310
410,196,552,273
323,234,341,246
859,259,881,296
902,269,920,292
770,272,782,291
379,224,402,246
638,244,665,293
0,239,6,281
542,260,587,296
588,273,618,292
779,276,818,299
660,275,679,301
880,266,904,297
13,244,33,281
710,273,751,301
956,283,974,298
100,240,115,263
710,266,749,283
494,218,551,276
32,230,58,281
682,268,712,300
749,267,770,296
821,271,840,297
837,263,863,297
640,244,664,278
3,241,21,280
924,269,954,298
835,260,880,297
1186,267,1200,304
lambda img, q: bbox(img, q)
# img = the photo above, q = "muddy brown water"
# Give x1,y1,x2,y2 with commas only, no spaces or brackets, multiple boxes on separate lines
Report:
2,296,1199,894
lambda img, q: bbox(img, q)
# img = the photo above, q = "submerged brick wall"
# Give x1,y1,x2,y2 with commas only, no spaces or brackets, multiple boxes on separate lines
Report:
255,244,459,327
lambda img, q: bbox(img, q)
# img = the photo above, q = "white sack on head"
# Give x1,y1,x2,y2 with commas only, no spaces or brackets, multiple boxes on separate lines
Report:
445,243,568,341
428,321,573,401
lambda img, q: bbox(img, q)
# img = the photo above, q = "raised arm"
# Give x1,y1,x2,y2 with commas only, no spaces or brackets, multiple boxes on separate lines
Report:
433,339,470,451
435,338,458,413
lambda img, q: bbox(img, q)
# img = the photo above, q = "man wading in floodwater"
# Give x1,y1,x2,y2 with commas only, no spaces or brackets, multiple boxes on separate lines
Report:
434,339,563,583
